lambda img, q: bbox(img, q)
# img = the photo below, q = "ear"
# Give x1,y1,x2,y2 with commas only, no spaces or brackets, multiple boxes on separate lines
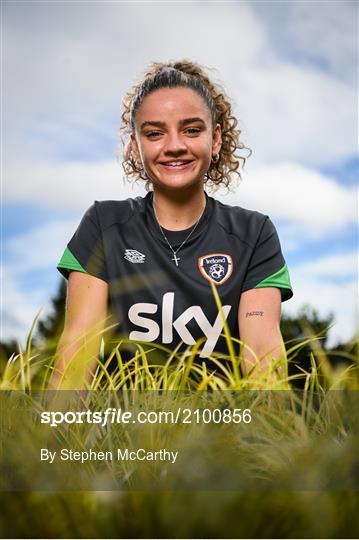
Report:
212,123,222,156
130,134,141,162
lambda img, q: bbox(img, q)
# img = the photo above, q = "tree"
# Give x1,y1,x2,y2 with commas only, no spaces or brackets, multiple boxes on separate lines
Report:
35,278,67,355
36,279,66,342
280,305,357,386
0,339,19,375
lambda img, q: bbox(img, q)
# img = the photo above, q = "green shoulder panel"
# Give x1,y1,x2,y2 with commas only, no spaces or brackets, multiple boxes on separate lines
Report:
254,263,293,301
57,247,87,276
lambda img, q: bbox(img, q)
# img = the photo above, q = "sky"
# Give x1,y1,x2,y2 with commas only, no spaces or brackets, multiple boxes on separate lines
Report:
2,0,358,348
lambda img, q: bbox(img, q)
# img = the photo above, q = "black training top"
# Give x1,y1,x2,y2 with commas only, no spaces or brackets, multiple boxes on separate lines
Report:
58,191,293,359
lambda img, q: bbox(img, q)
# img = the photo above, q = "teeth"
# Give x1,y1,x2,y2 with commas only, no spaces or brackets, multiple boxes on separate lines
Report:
164,161,189,166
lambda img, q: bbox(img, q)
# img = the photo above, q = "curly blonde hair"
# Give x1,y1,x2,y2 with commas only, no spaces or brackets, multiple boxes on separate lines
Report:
119,59,250,192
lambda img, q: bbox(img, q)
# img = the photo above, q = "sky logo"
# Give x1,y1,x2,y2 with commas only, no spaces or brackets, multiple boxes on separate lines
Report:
128,292,232,357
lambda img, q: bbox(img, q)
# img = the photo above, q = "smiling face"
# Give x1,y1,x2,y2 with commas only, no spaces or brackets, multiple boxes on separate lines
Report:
131,87,221,193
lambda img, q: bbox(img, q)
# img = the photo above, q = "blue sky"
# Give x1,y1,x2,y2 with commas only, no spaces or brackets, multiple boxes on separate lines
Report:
2,0,358,347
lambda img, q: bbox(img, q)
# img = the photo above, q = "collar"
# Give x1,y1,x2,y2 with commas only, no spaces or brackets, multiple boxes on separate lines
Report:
145,191,213,248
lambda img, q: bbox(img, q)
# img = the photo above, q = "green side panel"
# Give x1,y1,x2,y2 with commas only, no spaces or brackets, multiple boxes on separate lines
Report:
57,247,87,274
255,263,293,301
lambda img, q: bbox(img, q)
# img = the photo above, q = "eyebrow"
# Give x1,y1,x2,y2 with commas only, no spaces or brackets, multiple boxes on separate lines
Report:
140,117,206,131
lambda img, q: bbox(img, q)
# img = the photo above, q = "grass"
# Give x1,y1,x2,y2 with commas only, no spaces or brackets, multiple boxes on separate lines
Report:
0,314,358,538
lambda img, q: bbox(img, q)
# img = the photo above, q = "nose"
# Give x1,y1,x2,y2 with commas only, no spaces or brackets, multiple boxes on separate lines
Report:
164,130,187,155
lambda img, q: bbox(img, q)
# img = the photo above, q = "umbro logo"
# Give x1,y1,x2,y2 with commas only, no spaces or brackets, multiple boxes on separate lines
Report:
124,249,146,263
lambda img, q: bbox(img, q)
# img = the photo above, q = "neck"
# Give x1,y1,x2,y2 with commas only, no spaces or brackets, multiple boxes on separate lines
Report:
152,185,206,231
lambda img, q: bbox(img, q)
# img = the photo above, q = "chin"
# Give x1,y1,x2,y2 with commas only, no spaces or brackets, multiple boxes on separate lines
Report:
157,177,204,191
152,170,206,190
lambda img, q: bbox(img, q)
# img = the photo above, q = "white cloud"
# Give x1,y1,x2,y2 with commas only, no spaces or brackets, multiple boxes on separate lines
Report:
1,267,48,344
262,163,354,229
2,1,357,350
5,159,355,242
5,219,81,274
4,2,263,124
286,1,357,84
215,162,356,239
250,1,356,85
4,1,356,166
293,251,358,280
283,277,357,348
235,63,356,166
4,159,146,210
283,250,358,347
5,159,355,246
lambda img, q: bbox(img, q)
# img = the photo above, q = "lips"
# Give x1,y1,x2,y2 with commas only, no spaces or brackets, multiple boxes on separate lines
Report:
159,160,194,170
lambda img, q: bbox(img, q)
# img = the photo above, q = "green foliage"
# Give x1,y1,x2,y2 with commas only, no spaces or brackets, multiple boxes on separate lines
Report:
36,279,67,345
0,279,357,392
0,287,358,538
2,278,355,384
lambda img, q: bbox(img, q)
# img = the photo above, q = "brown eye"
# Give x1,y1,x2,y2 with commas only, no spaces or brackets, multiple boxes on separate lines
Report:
185,128,201,135
147,131,162,139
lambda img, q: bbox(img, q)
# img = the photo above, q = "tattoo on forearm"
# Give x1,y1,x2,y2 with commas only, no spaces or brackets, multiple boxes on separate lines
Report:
245,311,264,318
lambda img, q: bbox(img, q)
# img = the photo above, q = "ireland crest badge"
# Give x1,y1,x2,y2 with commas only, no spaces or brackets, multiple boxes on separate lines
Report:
198,253,233,285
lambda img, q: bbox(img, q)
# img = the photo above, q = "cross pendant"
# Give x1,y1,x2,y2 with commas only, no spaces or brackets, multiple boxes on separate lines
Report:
172,254,180,266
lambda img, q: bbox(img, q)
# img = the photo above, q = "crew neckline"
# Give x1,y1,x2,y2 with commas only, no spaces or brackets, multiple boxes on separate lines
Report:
145,191,213,247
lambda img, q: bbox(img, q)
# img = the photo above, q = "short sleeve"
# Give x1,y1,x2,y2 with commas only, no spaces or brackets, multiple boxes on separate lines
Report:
57,202,109,283
241,217,293,302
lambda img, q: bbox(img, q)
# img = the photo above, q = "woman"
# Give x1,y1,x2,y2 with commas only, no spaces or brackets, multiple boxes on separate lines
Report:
54,60,293,388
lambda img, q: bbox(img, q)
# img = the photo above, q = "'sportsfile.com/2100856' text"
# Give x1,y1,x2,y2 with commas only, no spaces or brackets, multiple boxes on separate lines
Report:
40,407,252,428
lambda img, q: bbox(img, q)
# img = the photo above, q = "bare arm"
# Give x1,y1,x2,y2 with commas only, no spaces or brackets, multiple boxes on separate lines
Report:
50,271,109,389
238,287,284,379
